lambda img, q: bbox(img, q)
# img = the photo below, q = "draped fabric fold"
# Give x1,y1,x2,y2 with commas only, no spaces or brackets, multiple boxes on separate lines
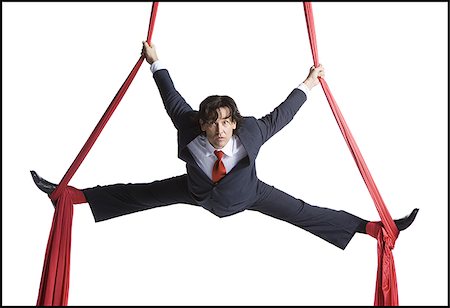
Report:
303,2,399,306
36,2,159,306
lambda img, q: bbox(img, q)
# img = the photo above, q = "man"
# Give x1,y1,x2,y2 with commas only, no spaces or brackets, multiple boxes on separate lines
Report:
31,41,418,250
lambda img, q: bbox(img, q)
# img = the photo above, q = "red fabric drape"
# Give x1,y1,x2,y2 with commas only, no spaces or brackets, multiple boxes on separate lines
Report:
303,2,399,306
36,2,159,306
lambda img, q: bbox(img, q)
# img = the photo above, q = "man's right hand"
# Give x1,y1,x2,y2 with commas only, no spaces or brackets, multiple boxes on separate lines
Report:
303,64,325,90
142,41,159,64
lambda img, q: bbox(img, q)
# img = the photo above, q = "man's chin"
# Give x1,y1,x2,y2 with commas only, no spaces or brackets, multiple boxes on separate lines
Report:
213,140,226,149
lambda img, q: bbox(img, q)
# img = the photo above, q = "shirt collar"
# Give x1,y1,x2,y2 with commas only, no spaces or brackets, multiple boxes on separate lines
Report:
204,135,235,158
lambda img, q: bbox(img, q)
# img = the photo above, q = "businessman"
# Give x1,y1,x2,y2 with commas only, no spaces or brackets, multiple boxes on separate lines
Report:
31,41,418,250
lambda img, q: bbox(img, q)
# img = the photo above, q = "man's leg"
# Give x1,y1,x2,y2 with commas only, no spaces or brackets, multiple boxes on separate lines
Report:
249,181,366,250
31,171,198,223
82,175,198,222
249,181,418,250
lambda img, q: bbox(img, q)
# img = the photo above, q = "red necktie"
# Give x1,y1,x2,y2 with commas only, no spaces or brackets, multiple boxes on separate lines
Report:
212,150,226,183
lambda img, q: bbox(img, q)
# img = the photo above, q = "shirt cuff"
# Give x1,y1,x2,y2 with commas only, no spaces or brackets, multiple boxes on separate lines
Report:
297,83,310,98
150,60,165,74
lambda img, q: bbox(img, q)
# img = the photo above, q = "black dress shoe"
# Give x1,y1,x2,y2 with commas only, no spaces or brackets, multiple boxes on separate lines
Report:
395,208,419,231
30,170,57,195
356,208,419,234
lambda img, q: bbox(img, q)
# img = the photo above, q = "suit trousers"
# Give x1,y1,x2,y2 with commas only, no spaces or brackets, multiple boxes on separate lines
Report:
83,174,361,250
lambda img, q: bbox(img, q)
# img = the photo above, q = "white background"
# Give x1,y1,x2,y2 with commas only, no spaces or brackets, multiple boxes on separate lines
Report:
2,2,448,306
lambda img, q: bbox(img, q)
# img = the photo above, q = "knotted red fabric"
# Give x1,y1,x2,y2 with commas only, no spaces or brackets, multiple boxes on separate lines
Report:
36,2,159,306
212,150,227,183
303,2,399,306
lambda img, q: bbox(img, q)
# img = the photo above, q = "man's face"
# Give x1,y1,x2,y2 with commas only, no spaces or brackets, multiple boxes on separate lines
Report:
200,107,237,149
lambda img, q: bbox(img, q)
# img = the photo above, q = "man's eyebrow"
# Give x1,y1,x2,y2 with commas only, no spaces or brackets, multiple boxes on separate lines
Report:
212,115,232,121
207,114,232,124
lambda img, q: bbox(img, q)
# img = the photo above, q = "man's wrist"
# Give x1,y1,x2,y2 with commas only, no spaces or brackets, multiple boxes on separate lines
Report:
297,83,310,98
150,60,164,74
302,77,314,91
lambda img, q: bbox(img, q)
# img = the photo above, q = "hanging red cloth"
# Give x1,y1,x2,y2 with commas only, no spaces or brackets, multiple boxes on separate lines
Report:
36,3,159,306
303,2,399,306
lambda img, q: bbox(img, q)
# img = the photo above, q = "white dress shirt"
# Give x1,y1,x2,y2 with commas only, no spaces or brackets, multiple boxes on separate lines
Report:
187,134,247,180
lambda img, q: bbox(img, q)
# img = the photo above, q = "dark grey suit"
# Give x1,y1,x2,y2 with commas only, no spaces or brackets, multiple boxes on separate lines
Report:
83,69,361,250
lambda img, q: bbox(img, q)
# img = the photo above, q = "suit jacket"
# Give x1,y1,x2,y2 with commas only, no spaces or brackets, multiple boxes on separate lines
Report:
153,69,307,218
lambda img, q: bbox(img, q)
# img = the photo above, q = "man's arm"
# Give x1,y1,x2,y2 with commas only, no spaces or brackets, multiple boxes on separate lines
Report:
257,65,325,144
142,41,194,130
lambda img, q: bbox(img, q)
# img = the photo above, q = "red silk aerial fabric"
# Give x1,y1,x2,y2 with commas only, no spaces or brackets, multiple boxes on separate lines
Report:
303,2,399,306
36,2,159,306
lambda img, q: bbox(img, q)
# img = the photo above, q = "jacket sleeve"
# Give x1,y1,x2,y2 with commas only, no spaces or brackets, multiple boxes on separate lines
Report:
256,88,307,145
153,69,194,130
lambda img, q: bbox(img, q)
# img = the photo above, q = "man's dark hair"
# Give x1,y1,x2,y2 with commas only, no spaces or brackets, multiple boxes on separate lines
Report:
197,95,243,129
